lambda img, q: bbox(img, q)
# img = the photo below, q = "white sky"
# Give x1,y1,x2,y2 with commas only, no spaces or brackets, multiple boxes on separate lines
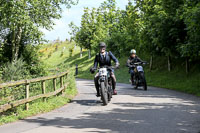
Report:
41,0,129,41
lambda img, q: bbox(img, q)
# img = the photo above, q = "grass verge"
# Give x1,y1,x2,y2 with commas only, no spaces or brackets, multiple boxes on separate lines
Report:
0,41,78,125
0,69,77,125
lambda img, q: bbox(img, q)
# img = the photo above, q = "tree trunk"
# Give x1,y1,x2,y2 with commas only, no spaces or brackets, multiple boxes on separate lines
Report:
11,28,16,63
186,57,189,74
168,55,171,72
11,27,22,63
150,55,153,71
80,47,83,58
88,49,91,59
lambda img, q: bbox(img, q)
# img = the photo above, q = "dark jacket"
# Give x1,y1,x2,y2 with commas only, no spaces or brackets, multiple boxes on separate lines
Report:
126,56,143,68
93,51,119,69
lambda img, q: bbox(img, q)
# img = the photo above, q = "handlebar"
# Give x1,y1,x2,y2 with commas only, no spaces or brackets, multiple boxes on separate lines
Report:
128,61,148,68
98,65,117,70
134,62,147,65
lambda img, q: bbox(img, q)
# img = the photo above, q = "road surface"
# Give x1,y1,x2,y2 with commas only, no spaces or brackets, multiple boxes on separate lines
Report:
0,79,200,133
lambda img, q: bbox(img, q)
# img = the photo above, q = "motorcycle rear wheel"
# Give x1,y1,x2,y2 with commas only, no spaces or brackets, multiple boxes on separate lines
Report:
140,72,147,91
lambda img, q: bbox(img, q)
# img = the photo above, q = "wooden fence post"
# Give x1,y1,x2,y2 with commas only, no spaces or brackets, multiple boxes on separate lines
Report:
25,80,30,110
53,78,56,91
42,80,46,102
60,76,64,94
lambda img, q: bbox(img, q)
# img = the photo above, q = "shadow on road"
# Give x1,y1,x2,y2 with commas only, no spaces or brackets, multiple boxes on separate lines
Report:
23,103,200,133
23,98,200,132
21,79,200,133
71,99,101,106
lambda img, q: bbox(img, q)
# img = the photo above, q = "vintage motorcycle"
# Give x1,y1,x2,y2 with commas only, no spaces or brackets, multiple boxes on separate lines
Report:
97,66,116,105
129,62,147,91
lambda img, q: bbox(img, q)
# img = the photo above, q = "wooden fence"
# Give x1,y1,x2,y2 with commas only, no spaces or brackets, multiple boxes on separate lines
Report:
0,71,69,113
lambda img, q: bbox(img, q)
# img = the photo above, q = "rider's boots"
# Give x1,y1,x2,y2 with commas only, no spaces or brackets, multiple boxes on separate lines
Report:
112,80,117,95
131,75,134,85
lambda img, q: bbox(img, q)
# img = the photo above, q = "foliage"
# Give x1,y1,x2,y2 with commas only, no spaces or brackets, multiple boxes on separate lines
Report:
179,1,200,58
1,58,30,82
70,0,200,72
0,0,77,63
22,44,46,77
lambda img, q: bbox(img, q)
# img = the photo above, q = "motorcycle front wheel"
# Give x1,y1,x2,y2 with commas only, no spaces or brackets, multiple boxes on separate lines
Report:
100,81,108,105
108,79,112,101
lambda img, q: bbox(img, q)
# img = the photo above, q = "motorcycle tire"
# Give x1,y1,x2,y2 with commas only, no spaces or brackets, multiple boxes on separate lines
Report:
140,72,147,91
108,81,112,101
134,77,138,89
100,81,108,105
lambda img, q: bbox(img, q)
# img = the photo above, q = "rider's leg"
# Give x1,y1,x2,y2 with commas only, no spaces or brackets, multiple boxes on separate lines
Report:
94,73,100,97
111,72,117,95
130,69,135,85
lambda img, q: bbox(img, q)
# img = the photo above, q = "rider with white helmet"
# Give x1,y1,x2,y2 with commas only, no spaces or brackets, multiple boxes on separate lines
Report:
127,49,143,85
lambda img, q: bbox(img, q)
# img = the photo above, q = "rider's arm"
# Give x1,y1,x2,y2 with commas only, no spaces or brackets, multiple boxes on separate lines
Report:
126,59,132,67
93,54,99,69
109,51,119,64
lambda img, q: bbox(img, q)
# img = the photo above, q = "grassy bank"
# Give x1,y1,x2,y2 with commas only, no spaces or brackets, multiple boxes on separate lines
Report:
0,41,78,125
0,70,77,125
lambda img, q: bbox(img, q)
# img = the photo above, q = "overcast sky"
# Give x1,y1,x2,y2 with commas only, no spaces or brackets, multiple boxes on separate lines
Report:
41,0,129,41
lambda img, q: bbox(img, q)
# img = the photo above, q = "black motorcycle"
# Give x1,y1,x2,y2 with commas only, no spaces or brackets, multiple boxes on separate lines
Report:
129,62,147,91
96,66,115,105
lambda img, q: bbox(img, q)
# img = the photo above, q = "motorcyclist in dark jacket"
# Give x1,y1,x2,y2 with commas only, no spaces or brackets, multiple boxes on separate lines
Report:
90,42,120,97
127,49,143,85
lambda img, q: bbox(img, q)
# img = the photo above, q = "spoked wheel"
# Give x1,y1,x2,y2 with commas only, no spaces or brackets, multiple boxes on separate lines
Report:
100,82,108,105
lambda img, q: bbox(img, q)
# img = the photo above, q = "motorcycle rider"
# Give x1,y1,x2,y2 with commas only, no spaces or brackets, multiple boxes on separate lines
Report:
127,49,143,85
90,42,120,97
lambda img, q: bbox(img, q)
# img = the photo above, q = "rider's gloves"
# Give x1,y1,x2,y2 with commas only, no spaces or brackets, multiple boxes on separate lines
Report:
130,65,135,68
115,62,120,69
90,67,96,74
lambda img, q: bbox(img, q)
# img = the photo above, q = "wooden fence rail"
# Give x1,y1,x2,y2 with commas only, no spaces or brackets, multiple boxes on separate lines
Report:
0,71,69,113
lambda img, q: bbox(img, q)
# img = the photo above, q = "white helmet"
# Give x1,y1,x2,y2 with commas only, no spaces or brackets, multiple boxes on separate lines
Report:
130,49,136,54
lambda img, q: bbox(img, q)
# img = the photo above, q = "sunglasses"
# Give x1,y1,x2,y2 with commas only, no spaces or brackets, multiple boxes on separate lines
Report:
100,48,106,50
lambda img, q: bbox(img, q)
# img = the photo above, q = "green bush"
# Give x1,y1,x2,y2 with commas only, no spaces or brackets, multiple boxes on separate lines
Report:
22,44,46,77
2,58,30,82
1,58,30,102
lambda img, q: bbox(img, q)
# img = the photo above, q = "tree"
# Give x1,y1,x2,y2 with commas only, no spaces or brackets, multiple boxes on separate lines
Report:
0,0,77,63
136,0,186,72
178,1,200,73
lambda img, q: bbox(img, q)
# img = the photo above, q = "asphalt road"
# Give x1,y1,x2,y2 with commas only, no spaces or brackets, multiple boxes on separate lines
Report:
0,79,200,133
